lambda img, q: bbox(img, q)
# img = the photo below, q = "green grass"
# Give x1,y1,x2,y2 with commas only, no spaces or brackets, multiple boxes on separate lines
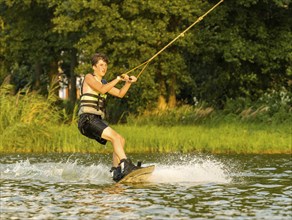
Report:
0,123,290,154
0,83,291,154
115,123,291,154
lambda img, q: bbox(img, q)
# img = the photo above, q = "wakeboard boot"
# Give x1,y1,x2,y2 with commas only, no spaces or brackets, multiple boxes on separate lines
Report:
110,166,123,182
119,158,140,178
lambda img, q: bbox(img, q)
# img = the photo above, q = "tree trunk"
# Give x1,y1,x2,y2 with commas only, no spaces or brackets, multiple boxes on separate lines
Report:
158,95,167,110
157,74,167,110
33,62,42,91
69,49,77,104
48,60,59,96
168,74,177,108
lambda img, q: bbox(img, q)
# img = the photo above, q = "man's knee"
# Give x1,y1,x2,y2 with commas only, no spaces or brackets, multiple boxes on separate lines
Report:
109,132,124,145
117,134,125,146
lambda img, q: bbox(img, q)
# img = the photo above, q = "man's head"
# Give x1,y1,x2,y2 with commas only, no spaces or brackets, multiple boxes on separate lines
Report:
91,53,109,67
92,53,108,77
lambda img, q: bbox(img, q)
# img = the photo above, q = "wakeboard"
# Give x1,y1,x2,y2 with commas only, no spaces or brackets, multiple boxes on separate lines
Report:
118,165,155,183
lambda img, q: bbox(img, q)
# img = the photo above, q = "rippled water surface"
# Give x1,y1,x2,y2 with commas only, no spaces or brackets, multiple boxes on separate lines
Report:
0,153,291,219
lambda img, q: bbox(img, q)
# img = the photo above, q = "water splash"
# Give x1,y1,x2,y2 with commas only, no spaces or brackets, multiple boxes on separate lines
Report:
0,155,233,185
1,159,112,184
148,155,232,184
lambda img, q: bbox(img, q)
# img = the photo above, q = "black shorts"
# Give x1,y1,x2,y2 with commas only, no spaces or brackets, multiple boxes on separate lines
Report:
78,113,108,145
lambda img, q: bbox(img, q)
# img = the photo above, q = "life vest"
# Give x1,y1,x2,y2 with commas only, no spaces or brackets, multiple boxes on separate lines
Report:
78,75,107,119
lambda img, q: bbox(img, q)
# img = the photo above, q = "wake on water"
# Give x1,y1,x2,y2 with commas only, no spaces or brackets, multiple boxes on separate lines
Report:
0,155,232,185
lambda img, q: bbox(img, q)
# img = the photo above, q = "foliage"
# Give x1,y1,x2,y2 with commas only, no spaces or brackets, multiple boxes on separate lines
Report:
0,0,291,118
187,0,291,107
127,104,214,126
223,87,291,124
0,87,290,154
0,83,60,150
127,86,292,126
0,0,63,92
1,0,290,154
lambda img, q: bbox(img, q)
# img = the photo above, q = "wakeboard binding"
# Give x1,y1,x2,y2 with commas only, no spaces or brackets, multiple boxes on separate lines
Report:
111,159,142,182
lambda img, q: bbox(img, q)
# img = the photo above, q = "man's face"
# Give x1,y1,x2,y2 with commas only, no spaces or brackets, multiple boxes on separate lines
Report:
93,59,108,76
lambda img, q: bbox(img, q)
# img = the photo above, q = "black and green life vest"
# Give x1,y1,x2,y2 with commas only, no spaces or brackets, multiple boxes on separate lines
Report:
78,77,107,118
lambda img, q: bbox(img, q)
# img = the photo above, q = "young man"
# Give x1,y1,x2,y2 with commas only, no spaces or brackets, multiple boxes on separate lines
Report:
78,53,139,182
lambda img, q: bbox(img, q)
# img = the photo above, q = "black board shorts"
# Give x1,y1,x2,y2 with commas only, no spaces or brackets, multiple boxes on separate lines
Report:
78,113,108,145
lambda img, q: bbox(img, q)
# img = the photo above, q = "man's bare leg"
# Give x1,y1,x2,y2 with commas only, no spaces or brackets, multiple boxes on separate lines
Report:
101,126,126,167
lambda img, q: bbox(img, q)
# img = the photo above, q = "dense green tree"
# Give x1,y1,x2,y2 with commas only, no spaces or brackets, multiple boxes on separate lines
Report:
50,0,211,113
120,0,208,110
187,0,291,107
0,0,62,93
0,0,290,120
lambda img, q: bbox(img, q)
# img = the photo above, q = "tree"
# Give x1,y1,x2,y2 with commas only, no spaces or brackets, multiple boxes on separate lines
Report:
115,0,208,110
187,0,292,108
1,0,290,118
0,0,62,93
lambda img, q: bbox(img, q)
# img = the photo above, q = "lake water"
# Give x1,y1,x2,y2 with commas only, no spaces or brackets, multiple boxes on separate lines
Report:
0,153,291,219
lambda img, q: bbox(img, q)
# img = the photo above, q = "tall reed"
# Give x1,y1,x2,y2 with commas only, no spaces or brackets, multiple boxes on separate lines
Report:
0,83,60,152
0,83,291,154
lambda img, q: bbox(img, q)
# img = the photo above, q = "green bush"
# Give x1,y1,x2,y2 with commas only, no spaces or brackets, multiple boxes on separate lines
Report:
127,104,214,126
223,88,291,124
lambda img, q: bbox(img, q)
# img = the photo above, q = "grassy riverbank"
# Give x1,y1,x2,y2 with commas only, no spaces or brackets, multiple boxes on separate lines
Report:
0,122,290,154
0,84,291,154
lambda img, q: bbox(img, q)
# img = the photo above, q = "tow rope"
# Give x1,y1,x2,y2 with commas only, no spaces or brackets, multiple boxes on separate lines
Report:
121,0,224,79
